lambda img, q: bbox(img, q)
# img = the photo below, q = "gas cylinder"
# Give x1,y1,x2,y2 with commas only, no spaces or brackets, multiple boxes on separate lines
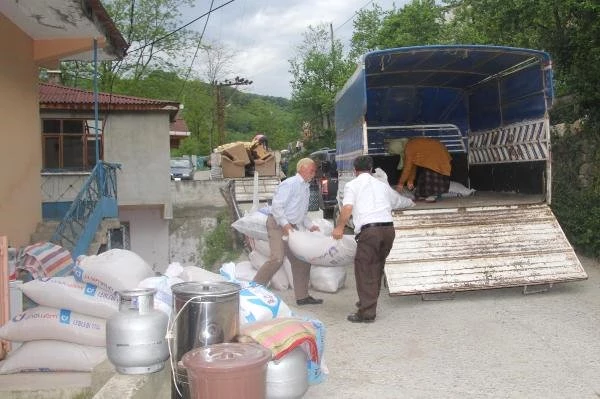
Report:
106,288,169,374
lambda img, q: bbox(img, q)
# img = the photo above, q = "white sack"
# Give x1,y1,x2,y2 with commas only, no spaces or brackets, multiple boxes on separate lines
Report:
282,257,294,289
252,239,271,257
310,265,347,293
231,211,268,241
372,168,415,209
239,284,293,326
310,218,334,236
287,231,356,267
0,340,106,374
442,181,476,198
74,249,154,294
138,275,185,316
182,266,226,282
20,276,119,319
0,306,106,347
235,260,257,283
248,251,289,290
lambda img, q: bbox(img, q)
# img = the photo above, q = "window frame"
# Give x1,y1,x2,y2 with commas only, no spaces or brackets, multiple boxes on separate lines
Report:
41,118,105,171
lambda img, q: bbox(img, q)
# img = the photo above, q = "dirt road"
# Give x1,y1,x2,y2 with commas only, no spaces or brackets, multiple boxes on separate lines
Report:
278,254,600,399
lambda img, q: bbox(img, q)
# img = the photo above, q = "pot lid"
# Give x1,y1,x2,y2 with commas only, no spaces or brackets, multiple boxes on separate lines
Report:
182,343,272,373
171,281,240,298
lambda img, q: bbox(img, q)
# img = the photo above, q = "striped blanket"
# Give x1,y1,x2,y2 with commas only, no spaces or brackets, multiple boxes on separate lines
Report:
17,242,74,279
240,317,319,362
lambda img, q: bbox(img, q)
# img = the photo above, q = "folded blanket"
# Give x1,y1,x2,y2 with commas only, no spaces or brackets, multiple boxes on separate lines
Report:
240,317,319,362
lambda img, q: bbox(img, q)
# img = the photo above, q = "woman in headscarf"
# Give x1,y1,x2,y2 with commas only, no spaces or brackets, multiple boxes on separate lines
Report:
392,137,452,202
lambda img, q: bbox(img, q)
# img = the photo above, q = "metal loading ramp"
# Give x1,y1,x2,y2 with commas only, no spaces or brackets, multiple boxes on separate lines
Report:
385,204,588,295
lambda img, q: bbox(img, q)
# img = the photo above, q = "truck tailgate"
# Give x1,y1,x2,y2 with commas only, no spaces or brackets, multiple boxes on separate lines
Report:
233,177,280,203
385,204,587,295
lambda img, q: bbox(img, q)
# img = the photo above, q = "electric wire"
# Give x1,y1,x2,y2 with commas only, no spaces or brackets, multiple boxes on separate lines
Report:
333,0,375,33
177,0,216,100
128,0,236,54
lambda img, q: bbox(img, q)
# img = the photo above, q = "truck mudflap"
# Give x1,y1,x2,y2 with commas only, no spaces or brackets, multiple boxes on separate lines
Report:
385,204,588,295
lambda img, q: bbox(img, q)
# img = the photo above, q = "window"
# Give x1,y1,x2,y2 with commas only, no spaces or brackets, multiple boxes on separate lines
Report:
42,118,104,170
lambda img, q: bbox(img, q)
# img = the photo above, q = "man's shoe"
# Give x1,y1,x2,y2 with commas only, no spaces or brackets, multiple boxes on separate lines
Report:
296,296,323,306
347,313,375,323
425,195,437,203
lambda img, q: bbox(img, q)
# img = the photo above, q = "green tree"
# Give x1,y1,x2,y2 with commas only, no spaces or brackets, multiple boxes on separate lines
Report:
349,4,388,60
443,0,600,122
59,0,197,91
289,24,355,145
377,0,445,48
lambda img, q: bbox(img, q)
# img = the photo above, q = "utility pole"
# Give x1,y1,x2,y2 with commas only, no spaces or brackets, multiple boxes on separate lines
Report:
215,76,252,145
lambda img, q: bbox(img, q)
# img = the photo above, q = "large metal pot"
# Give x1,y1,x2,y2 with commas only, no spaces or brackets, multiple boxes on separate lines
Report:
170,281,241,399
106,288,169,374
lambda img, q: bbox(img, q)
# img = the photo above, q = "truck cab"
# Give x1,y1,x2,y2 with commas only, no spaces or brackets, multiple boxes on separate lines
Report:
335,45,587,296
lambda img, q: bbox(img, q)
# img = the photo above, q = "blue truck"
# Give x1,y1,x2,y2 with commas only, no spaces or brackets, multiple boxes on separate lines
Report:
335,45,587,296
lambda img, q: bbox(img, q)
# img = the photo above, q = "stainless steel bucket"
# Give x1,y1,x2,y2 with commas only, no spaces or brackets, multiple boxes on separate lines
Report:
170,281,241,399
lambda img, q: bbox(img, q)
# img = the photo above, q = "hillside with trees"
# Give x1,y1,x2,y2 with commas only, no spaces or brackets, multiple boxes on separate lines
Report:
45,0,599,256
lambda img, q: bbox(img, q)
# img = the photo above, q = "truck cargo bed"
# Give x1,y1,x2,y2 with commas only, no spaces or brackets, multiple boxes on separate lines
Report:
385,193,587,295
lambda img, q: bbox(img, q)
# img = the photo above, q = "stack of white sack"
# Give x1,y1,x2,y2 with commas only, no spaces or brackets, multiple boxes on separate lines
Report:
137,262,186,316
233,212,342,291
218,262,293,326
0,249,154,374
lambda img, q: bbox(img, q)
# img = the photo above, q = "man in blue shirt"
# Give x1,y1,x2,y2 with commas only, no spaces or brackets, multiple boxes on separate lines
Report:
253,158,323,305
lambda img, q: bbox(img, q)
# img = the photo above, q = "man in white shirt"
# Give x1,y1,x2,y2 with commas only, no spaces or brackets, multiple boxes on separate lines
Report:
253,158,323,306
332,155,396,322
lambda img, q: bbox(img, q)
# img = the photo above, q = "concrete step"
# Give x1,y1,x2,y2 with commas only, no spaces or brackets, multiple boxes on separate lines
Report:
29,218,120,256
0,359,115,399
30,220,61,243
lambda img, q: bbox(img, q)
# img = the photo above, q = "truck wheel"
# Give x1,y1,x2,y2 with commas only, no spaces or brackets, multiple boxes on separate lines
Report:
323,208,334,220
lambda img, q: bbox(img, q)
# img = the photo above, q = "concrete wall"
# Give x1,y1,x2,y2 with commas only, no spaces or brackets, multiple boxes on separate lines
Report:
169,180,228,268
104,112,172,270
0,14,42,247
104,113,172,215
119,207,170,272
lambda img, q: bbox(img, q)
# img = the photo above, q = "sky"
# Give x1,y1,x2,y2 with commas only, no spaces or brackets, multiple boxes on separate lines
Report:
183,0,406,99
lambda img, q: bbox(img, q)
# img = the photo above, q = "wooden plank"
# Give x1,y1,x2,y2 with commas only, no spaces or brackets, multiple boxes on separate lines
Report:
385,204,587,295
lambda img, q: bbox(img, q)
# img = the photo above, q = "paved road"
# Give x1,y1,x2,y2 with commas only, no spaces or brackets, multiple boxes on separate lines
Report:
275,254,600,399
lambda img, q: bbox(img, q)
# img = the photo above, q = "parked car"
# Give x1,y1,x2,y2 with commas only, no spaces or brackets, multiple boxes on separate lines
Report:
170,158,194,180
309,148,338,219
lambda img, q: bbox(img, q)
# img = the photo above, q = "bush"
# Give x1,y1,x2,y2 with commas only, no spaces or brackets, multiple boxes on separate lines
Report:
551,128,600,258
201,210,242,270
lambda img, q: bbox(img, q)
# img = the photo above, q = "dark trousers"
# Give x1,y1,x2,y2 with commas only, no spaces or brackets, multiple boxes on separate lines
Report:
355,225,395,319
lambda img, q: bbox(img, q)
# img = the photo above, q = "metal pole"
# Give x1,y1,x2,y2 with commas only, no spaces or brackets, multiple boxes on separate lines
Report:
93,39,105,193
93,39,100,164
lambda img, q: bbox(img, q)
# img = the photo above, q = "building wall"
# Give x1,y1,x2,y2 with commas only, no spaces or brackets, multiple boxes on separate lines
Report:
119,207,169,272
104,113,172,217
0,14,42,247
104,112,172,270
